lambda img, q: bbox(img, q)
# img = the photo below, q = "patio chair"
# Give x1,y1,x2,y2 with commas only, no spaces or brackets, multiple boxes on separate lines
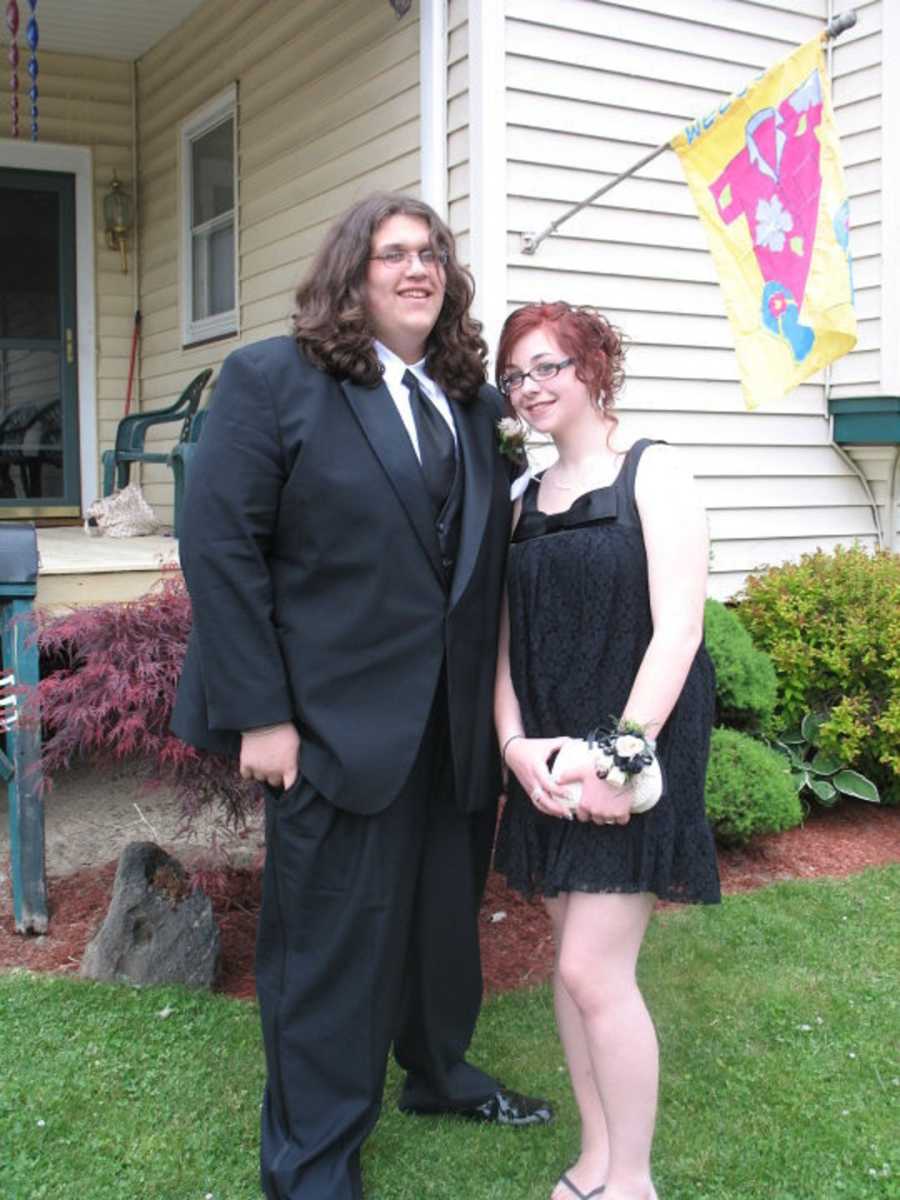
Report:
169,405,212,539
100,368,213,498
0,397,63,499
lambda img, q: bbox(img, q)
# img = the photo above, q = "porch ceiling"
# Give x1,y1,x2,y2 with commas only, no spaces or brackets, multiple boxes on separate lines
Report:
19,0,208,61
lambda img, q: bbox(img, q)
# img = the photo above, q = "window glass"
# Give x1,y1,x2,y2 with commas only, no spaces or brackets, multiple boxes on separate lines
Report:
191,118,234,227
0,187,60,339
192,224,235,321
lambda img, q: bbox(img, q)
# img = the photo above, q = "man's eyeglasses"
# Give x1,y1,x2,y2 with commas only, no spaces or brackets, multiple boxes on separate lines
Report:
499,358,575,395
369,247,449,270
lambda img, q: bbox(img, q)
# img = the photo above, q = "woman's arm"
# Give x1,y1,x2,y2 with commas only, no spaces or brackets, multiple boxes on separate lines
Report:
494,579,570,818
558,443,709,825
621,442,709,735
494,498,527,761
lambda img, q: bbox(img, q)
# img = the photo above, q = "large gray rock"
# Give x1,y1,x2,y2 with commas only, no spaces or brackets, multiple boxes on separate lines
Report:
81,841,220,988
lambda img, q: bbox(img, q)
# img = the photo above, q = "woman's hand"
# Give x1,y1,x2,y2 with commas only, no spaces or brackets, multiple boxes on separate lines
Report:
553,761,633,826
240,722,301,789
505,736,573,819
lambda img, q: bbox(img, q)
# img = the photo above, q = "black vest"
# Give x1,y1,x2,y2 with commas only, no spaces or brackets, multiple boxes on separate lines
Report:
436,451,464,590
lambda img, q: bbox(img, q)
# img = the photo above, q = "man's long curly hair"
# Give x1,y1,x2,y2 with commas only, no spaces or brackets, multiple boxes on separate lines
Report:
292,193,488,404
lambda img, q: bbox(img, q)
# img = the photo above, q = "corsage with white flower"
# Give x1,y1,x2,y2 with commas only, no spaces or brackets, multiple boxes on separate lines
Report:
551,721,663,814
496,416,528,466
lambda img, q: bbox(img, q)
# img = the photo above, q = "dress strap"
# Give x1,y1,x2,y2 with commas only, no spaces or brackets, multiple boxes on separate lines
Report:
520,474,542,512
615,438,665,524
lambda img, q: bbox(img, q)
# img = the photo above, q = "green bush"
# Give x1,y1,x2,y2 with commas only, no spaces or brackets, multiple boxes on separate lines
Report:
704,599,777,733
705,728,804,846
737,546,900,804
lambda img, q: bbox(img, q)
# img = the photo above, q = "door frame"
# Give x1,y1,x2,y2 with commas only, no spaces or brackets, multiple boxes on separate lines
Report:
0,139,97,513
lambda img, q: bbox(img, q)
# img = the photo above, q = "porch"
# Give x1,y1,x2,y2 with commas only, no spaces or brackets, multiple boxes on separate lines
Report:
36,526,179,610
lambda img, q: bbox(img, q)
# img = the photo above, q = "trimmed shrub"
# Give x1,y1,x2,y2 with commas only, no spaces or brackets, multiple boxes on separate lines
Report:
738,546,900,805
704,599,777,733
705,727,804,846
31,573,256,825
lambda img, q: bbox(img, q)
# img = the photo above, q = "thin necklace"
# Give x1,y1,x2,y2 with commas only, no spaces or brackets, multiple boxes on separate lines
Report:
547,453,623,491
547,470,575,491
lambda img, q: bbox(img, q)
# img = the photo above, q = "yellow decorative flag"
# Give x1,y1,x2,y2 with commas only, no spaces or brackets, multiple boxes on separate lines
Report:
671,35,856,409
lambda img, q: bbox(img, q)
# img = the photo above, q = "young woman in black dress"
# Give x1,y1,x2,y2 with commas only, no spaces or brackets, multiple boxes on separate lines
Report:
493,302,720,1200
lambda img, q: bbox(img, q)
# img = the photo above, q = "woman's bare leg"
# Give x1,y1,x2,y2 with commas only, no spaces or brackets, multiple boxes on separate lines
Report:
554,891,658,1200
546,894,610,1199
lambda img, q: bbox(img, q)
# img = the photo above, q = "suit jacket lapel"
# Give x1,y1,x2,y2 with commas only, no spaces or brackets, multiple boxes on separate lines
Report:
340,378,444,583
450,386,495,607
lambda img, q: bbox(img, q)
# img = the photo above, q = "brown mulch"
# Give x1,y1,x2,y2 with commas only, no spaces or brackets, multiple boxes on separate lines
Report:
1,802,898,999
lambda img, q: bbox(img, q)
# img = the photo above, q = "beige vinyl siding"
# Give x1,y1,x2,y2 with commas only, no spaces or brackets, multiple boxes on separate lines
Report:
0,52,135,494
504,0,880,599
135,0,421,520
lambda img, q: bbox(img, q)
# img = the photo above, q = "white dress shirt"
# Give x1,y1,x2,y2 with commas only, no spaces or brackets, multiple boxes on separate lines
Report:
374,339,530,500
374,340,456,464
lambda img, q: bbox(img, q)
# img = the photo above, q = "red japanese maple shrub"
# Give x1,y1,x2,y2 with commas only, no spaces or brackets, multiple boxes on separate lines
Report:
32,572,258,826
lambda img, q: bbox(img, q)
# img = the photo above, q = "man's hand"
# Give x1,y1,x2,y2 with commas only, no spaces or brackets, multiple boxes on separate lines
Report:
240,722,301,789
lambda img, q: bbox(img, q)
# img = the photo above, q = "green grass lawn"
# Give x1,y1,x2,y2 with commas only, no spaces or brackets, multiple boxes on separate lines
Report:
1,867,897,1200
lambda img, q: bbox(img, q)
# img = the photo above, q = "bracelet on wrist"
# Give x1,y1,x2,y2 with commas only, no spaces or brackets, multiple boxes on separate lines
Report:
501,733,525,765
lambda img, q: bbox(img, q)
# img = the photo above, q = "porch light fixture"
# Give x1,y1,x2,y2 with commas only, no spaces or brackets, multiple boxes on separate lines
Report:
388,0,412,15
103,170,133,273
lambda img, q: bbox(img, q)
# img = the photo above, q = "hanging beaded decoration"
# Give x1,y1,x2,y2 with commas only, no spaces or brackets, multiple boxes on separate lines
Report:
6,0,19,138
25,0,37,140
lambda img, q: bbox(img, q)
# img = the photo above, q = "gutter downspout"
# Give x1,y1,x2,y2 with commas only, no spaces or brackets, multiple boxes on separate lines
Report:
824,0,884,547
130,59,141,415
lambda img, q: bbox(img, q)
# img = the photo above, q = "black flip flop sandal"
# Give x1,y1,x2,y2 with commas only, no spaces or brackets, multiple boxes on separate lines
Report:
556,1172,605,1200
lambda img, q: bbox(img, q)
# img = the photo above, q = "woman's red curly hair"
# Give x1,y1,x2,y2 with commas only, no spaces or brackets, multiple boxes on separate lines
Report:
495,302,626,411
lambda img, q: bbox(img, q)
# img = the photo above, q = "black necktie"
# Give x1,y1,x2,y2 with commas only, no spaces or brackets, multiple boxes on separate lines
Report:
403,369,456,513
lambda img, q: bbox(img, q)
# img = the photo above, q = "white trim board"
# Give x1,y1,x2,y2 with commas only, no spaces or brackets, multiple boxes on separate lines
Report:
880,0,899,394
0,138,98,511
468,0,507,368
420,0,448,218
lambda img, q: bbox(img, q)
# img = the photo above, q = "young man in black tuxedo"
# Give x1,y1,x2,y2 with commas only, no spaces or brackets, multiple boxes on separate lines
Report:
172,193,550,1200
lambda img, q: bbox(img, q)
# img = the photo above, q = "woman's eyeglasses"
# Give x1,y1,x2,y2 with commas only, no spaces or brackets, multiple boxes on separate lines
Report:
369,247,449,270
500,358,575,395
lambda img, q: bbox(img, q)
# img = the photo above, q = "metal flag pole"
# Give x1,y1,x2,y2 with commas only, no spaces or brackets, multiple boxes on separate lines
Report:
520,8,858,256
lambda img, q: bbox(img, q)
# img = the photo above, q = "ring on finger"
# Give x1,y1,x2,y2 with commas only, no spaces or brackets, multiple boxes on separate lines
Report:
531,786,543,800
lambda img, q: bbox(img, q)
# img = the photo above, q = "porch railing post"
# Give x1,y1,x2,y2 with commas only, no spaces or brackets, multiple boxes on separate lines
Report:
1,524,48,934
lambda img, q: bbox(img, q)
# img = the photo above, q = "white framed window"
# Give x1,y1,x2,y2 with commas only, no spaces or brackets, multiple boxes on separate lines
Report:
180,84,238,346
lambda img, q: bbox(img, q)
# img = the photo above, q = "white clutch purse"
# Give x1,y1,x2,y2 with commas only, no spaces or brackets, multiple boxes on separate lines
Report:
551,733,663,814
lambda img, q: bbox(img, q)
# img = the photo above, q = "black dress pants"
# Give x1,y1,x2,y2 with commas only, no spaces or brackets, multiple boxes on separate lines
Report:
256,690,498,1200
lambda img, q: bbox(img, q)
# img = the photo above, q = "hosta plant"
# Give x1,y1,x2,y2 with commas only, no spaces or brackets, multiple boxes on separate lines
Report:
738,546,900,803
776,711,880,808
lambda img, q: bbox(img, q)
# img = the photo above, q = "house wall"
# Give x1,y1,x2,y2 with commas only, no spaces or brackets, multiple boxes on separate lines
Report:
498,0,888,597
0,52,136,502
135,0,422,519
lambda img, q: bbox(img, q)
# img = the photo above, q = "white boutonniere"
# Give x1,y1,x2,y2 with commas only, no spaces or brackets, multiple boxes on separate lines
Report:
496,416,528,465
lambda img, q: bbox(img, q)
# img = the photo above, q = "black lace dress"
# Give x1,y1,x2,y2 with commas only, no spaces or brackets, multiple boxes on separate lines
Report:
494,439,721,905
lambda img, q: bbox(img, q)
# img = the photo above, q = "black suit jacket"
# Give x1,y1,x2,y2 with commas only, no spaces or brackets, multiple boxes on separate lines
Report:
171,336,512,816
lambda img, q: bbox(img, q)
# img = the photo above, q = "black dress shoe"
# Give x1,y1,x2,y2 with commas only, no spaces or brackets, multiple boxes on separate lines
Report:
402,1086,553,1127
